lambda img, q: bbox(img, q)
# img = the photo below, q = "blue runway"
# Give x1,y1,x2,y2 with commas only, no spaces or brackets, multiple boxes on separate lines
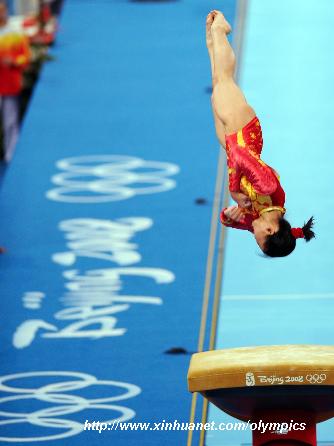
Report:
0,0,237,444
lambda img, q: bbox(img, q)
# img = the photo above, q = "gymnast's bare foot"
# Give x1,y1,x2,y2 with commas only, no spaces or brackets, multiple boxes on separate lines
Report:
211,10,232,35
206,11,215,50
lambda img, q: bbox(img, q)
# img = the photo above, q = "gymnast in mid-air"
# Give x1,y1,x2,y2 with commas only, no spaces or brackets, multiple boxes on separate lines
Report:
206,10,315,257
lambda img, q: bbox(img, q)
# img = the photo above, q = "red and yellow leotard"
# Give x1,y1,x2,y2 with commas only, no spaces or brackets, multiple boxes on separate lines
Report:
221,116,286,232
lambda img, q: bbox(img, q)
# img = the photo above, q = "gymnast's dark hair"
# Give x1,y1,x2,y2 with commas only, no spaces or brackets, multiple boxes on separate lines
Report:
263,216,315,258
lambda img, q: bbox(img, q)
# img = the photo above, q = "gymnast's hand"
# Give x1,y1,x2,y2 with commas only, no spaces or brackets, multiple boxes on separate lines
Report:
223,205,245,223
230,191,252,209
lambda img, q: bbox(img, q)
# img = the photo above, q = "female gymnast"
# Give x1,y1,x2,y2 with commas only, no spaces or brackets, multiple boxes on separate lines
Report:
206,10,315,257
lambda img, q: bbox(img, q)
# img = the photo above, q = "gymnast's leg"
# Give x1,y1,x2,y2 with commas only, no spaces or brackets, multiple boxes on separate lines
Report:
206,11,227,148
209,11,255,135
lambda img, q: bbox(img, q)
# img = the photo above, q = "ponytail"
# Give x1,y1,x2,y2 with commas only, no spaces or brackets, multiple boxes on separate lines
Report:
301,216,315,242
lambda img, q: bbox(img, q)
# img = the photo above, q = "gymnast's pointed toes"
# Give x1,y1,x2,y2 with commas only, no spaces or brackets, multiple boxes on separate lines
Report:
211,11,232,35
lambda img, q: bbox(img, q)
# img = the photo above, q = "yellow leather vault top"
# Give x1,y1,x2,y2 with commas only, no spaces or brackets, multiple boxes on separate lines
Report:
188,345,334,392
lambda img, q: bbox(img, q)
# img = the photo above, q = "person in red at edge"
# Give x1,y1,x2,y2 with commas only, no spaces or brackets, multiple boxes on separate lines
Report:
206,10,315,257
0,0,31,162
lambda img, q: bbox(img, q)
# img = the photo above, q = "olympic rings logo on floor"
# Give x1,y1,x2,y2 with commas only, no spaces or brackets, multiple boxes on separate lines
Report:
0,370,141,442
46,155,180,203
305,373,327,384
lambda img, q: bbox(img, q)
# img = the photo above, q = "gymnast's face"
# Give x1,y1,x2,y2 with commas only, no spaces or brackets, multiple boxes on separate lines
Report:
252,217,279,251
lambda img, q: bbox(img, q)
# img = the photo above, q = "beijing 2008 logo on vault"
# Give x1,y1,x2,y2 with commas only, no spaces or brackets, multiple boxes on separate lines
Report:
245,372,255,386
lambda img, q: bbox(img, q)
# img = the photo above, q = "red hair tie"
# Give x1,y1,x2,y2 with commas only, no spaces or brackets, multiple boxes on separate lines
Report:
291,227,304,239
